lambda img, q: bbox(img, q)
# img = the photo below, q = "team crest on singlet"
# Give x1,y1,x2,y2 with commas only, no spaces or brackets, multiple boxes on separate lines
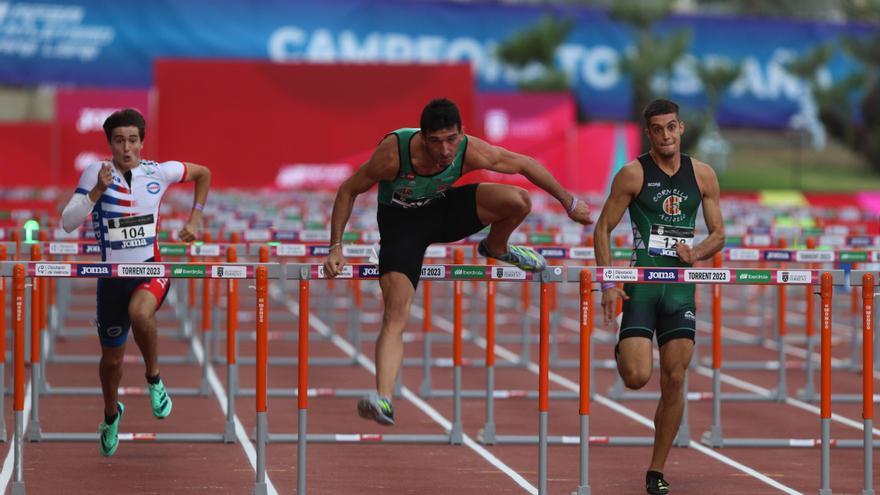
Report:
662,195,682,216
653,188,689,223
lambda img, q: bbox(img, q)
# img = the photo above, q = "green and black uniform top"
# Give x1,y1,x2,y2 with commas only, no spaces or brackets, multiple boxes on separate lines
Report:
628,152,702,267
377,128,468,209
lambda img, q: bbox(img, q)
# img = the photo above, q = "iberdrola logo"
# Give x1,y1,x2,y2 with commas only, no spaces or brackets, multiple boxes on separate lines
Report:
662,195,683,216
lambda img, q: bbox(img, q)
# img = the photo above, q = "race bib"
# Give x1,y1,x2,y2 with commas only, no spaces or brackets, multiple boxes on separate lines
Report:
648,224,694,258
107,214,156,248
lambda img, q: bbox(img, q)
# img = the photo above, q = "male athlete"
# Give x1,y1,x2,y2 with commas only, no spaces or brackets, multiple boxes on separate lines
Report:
61,108,211,456
594,99,724,494
324,98,592,425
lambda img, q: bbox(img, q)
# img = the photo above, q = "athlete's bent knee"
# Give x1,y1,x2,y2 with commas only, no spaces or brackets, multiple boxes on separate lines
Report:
512,188,531,216
620,368,651,390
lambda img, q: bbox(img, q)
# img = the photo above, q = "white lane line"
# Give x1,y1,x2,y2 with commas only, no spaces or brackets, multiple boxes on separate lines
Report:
191,332,279,495
0,381,32,493
410,298,802,495
271,284,538,495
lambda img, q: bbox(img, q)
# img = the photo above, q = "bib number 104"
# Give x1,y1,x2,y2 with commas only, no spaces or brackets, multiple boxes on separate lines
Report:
120,226,146,240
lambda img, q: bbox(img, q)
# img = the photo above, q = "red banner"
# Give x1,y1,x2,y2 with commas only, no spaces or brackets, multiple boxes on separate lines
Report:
154,60,474,189
465,92,640,194
56,88,151,186
0,123,54,186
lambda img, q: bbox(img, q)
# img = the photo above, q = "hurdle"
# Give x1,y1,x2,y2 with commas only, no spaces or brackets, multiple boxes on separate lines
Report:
1,258,281,447
252,261,568,494
34,244,227,400
700,271,878,494
40,241,200,351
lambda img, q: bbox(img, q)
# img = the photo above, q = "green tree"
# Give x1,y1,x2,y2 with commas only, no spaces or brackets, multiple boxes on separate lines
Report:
495,14,574,91
787,36,880,171
610,0,692,148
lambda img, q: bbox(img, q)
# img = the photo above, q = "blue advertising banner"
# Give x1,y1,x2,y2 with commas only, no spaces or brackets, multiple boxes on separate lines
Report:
0,0,874,127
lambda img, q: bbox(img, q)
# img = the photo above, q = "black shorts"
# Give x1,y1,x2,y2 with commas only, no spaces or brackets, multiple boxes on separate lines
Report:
96,276,170,348
619,282,696,347
378,184,486,289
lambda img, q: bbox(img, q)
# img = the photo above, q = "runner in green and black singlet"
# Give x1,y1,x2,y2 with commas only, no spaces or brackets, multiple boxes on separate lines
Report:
377,128,466,209
323,99,593,427
622,151,703,346
593,99,725,495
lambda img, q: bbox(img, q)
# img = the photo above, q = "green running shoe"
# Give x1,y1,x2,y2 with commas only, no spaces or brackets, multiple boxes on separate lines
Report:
478,241,547,272
99,402,124,457
357,393,395,426
149,379,173,419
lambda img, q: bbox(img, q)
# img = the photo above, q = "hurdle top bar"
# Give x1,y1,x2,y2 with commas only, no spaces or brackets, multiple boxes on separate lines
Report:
566,266,847,286
283,263,565,282
0,261,282,279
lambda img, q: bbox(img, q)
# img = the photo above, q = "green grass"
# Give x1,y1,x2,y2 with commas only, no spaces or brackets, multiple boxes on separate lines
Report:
712,129,880,191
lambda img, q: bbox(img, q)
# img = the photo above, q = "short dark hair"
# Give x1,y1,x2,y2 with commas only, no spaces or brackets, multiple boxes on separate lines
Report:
420,98,462,133
642,99,679,125
103,108,146,142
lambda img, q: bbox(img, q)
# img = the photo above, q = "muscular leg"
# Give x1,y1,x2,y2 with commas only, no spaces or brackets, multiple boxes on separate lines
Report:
475,184,531,256
649,338,694,472
99,345,126,417
375,272,415,397
129,290,160,377
617,336,653,390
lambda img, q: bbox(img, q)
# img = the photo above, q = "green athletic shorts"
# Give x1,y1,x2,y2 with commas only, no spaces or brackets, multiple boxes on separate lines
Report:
619,282,696,346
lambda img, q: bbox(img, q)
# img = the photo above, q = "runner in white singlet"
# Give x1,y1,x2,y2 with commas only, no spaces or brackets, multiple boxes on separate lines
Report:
61,108,211,457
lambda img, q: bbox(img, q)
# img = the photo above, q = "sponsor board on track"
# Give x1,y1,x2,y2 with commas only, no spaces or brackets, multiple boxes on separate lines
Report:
276,244,307,257
420,265,446,279
537,247,566,259
727,248,760,261
763,250,792,262
838,251,868,262
171,265,207,277
190,244,221,257
159,245,187,256
35,263,72,277
777,270,812,284
683,269,731,283
491,266,527,280
644,269,678,282
601,268,638,282
317,265,353,279
569,247,595,260
343,245,373,257
48,242,79,255
452,266,487,279
735,270,772,283
211,265,247,278
77,264,111,277
300,230,330,242
795,250,835,263
244,229,272,242
358,265,380,278
118,264,166,277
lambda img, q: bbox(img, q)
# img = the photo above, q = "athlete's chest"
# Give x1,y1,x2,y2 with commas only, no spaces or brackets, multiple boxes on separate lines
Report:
637,174,700,222
109,168,167,209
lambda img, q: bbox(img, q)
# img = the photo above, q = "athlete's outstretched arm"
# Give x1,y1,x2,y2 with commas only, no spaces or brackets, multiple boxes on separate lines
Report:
594,163,640,322
677,162,725,264
463,136,591,225
179,163,211,243
324,136,397,278
594,165,638,268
